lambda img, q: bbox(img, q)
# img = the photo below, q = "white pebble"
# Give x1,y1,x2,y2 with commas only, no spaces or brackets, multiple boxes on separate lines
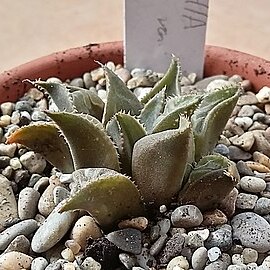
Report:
207,246,221,262
166,256,189,270
256,86,270,103
0,251,33,269
61,247,75,262
31,257,48,270
234,117,253,130
191,246,208,270
232,253,244,265
9,157,22,170
240,176,266,193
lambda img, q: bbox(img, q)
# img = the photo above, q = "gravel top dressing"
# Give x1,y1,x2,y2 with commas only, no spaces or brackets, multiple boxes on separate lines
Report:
1,62,270,270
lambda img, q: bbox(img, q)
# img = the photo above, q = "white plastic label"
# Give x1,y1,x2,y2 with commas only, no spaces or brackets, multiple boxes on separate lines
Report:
124,0,209,78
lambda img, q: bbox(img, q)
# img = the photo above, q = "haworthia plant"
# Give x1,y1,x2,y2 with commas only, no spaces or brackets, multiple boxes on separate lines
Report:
8,57,241,228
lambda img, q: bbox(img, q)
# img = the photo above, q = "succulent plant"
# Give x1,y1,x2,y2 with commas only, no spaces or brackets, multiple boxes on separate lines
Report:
7,57,240,229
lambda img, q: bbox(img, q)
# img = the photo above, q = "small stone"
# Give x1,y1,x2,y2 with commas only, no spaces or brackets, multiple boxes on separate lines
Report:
262,255,270,268
237,93,258,106
9,157,22,170
191,246,208,270
63,262,76,270
240,176,266,193
0,251,33,269
83,72,95,88
106,228,142,255
188,72,197,84
81,257,102,270
230,132,254,151
91,67,104,81
18,187,40,220
232,212,270,253
236,193,258,210
65,239,81,255
53,186,70,205
171,205,203,228
20,151,47,174
70,77,84,88
115,67,131,83
119,253,136,269
4,235,30,254
238,105,254,117
0,175,18,227
31,257,49,270
118,217,148,231
188,228,209,241
213,144,230,156
208,247,221,262
159,233,185,264
127,76,152,89
135,247,156,270
0,115,11,127
158,218,171,235
252,130,270,157
70,215,102,249
31,110,48,121
241,80,252,91
0,156,10,168
150,225,160,241
242,247,258,264
245,161,270,173
229,74,243,83
150,235,168,256
256,86,270,103
0,219,38,250
194,75,228,90
265,103,270,114
31,203,77,253
15,100,33,113
202,209,228,226
0,143,17,157
234,116,253,130
228,145,252,161
185,232,204,249
236,161,254,176
254,197,270,215
231,253,244,265
133,87,152,100
205,224,232,252
47,77,62,83
1,102,15,115
166,256,189,270
249,121,268,131
131,68,146,78
61,247,75,262
97,89,107,101
253,151,270,169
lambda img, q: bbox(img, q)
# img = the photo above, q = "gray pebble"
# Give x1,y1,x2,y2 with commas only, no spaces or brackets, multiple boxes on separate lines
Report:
157,218,171,235
46,77,62,84
119,253,136,269
230,132,255,151
115,67,131,83
194,75,228,90
236,193,258,210
228,145,252,161
191,246,208,270
31,203,77,253
234,116,253,130
4,234,30,254
106,228,142,255
213,144,229,156
18,187,40,220
256,86,270,103
236,161,254,176
166,255,189,270
232,212,270,252
31,257,49,270
205,224,232,251
242,247,258,264
238,105,254,117
254,197,270,215
150,225,160,241
31,110,48,121
240,176,266,193
185,232,204,249
15,100,33,113
0,155,11,168
70,77,84,88
206,79,236,92
83,72,95,88
53,186,70,205
237,93,258,106
135,247,156,270
150,235,168,256
171,205,203,228
0,219,38,250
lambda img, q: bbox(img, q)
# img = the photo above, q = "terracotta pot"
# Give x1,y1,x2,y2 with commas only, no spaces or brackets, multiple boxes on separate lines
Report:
0,41,269,103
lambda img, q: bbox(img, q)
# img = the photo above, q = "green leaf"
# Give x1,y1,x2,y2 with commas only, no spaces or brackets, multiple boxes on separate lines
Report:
132,116,193,206
7,123,74,173
139,89,166,134
140,56,181,104
178,155,238,211
110,113,146,175
102,65,143,125
71,88,104,120
60,168,145,229
192,86,240,161
47,112,120,171
27,80,74,112
153,95,202,133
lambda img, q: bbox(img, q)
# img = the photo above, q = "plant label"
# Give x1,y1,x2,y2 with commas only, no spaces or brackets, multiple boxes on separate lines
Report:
124,0,209,78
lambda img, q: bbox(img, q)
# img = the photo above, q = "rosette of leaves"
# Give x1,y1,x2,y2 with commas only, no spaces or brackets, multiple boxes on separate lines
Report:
7,57,240,229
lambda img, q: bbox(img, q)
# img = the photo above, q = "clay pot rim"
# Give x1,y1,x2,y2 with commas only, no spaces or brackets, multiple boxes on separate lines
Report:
0,41,269,103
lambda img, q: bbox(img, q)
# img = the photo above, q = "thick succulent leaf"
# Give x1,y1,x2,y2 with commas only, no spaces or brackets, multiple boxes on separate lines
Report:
178,155,238,211
27,80,74,112
191,86,240,161
153,95,202,133
60,170,145,229
102,65,143,125
71,88,104,120
47,111,120,171
140,56,181,104
7,123,74,173
116,113,146,175
132,116,193,206
139,89,166,134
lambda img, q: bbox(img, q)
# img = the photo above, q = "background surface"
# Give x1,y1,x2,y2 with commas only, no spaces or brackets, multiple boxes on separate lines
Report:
0,0,269,72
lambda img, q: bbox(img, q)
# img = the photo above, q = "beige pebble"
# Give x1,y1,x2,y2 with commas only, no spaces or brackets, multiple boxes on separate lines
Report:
65,239,81,255
265,104,270,115
230,132,254,151
63,262,76,270
166,256,189,270
0,115,11,127
245,161,270,173
70,216,102,249
61,247,75,262
253,151,270,169
0,251,33,270
118,217,148,231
